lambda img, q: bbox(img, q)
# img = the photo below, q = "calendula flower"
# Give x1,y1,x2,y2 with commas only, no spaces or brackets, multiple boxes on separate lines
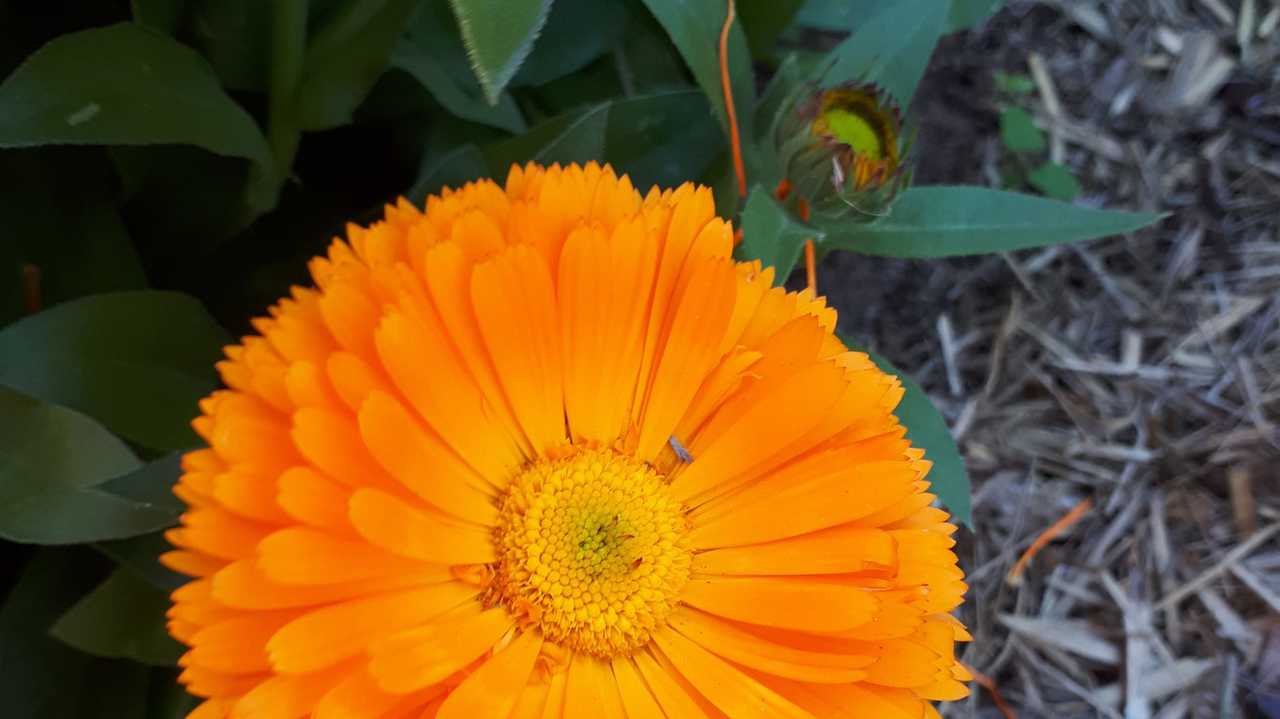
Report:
165,162,968,719
777,83,911,219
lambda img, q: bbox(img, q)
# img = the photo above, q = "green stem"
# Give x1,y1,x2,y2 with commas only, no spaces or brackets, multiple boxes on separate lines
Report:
268,0,308,193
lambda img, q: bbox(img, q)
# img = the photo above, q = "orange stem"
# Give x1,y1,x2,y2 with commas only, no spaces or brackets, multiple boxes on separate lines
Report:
964,664,1018,719
797,198,816,295
1007,498,1093,586
719,0,746,199
21,263,40,315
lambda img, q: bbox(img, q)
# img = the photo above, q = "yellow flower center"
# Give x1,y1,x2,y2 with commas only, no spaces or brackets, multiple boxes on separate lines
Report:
492,448,690,657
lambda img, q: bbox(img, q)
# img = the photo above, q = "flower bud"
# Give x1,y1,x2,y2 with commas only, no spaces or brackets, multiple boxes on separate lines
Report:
776,83,910,220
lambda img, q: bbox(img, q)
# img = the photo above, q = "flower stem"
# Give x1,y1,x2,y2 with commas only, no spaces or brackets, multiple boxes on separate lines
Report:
718,0,746,199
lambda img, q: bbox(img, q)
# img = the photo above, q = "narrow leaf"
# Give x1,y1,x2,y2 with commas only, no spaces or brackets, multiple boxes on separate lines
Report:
0,23,276,211
736,186,818,283
844,343,973,526
823,186,1163,258
448,0,553,104
393,40,526,133
638,0,755,148
0,291,230,450
813,0,947,107
51,569,183,666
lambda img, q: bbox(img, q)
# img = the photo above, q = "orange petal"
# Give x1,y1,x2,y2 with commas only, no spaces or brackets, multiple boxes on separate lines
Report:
650,627,811,719
347,488,496,565
564,652,628,719
471,244,566,454
631,649,714,719
267,582,477,673
436,630,543,719
374,309,522,485
357,391,497,524
257,528,432,585
668,608,872,683
635,258,737,460
276,466,352,531
212,559,449,610
690,526,896,576
670,360,848,504
369,605,514,693
681,576,879,633
609,656,667,719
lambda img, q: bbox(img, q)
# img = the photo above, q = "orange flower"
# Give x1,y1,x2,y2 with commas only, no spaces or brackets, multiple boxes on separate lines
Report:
165,162,969,719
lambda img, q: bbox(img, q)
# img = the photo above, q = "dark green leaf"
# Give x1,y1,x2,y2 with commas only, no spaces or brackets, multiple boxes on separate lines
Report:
132,0,186,34
0,291,229,449
737,187,819,283
792,0,891,30
638,0,755,147
0,149,147,321
407,144,490,204
0,548,135,719
100,453,186,517
842,342,972,526
0,23,276,211
512,0,629,87
145,670,200,719
448,0,553,104
392,40,527,133
1028,161,1082,202
97,532,188,592
999,106,1045,153
0,387,185,544
737,0,805,59
616,9,692,93
295,0,422,131
51,569,183,666
483,90,722,190
947,0,1003,31
813,0,946,106
186,0,271,91
823,186,1163,258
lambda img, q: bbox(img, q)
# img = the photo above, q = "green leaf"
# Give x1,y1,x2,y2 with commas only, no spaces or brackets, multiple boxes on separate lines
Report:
1028,161,1082,202
0,291,230,450
737,187,819,283
0,23,276,212
132,0,186,34
512,0,629,87
51,569,183,666
186,0,272,91
97,532,188,592
993,70,1035,95
738,0,805,59
638,0,755,148
813,0,946,106
792,0,891,30
823,186,1163,258
0,387,185,544
999,106,1045,153
0,149,147,319
842,342,972,526
295,0,423,131
0,548,150,719
100,452,187,517
448,0,553,104
392,39,527,133
947,0,1003,31
483,90,722,190
407,144,490,204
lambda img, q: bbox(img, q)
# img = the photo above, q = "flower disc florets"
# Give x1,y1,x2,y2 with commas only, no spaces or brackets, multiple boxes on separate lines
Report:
490,448,690,657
